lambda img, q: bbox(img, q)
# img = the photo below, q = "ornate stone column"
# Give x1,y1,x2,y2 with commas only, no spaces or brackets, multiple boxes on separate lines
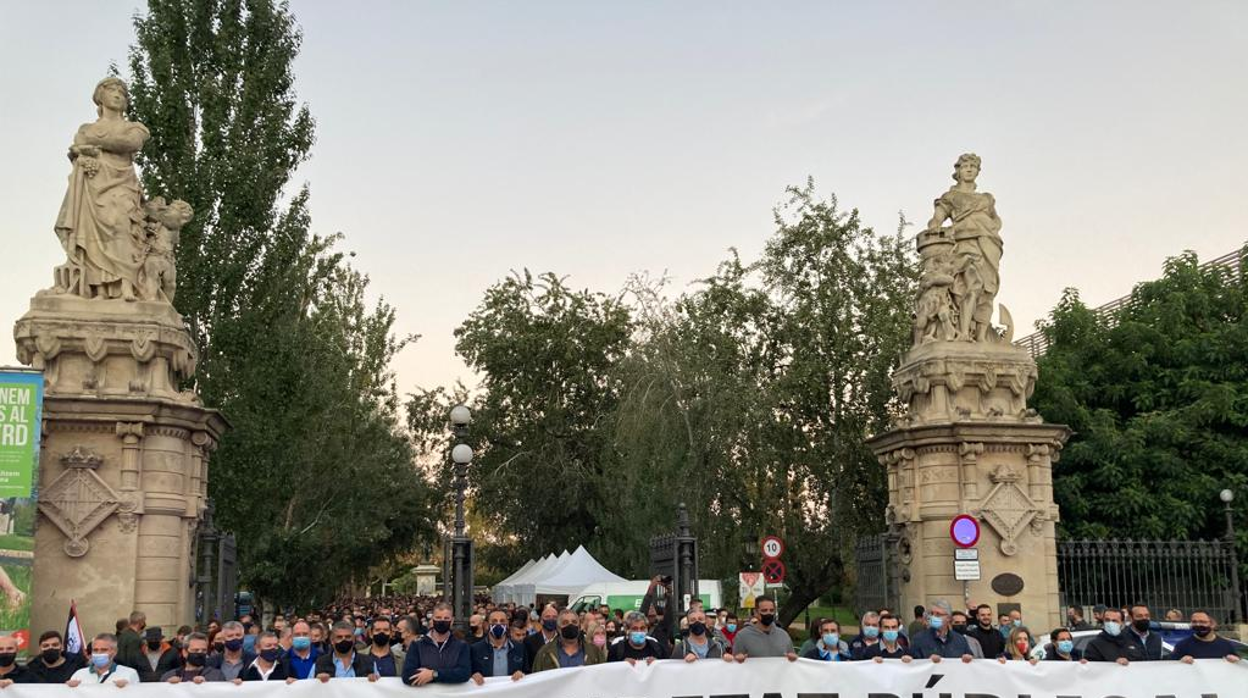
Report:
867,155,1069,631
13,77,227,637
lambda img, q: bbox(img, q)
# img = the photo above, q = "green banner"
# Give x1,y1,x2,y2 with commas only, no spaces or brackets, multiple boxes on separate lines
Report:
0,369,41,653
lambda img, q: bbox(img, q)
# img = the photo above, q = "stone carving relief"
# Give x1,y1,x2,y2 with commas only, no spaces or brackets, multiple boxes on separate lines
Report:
37,447,123,558
972,464,1047,557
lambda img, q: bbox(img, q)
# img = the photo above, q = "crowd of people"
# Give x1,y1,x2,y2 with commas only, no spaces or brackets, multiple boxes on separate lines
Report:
0,580,1239,689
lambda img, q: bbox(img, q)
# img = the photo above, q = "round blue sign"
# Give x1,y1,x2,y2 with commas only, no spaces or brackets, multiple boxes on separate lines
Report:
950,515,980,548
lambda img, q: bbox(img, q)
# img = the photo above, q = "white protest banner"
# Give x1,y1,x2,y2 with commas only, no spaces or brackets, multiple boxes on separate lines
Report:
7,657,1246,698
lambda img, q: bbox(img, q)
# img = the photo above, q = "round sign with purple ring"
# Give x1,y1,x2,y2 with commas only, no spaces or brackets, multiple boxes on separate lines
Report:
950,514,980,548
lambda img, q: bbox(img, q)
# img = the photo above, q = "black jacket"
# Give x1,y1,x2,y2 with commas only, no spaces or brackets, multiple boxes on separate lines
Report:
522,631,557,673
1084,631,1146,663
241,659,290,682
138,648,182,682
1126,628,1164,660
21,653,86,683
314,651,374,678
469,638,526,677
965,625,1006,658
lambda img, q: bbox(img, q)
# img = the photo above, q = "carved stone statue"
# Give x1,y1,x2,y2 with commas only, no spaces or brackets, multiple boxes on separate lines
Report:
914,153,1010,344
49,76,190,304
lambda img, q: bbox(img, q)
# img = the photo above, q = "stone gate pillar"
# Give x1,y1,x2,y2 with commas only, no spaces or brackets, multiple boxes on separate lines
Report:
12,76,227,637
867,155,1069,632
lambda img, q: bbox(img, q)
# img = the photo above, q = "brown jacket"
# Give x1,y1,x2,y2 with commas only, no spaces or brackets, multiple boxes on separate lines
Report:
531,639,606,672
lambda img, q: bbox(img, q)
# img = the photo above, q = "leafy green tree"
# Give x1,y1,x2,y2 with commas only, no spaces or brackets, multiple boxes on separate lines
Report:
1033,250,1248,565
127,0,438,606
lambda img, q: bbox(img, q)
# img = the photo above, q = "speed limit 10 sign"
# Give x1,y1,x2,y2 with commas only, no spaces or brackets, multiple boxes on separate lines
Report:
761,535,784,559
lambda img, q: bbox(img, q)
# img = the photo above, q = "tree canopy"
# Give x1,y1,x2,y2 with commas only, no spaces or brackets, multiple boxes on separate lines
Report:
1033,250,1248,563
127,0,439,606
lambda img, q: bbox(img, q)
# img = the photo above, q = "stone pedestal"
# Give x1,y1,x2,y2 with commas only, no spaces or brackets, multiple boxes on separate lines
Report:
414,564,440,596
14,294,226,637
868,340,1069,631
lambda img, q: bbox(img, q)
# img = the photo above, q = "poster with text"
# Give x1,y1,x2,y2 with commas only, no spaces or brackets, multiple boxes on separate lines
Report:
0,369,42,653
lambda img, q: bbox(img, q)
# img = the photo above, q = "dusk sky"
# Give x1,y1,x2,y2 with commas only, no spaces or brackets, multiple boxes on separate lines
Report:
3,1,1245,394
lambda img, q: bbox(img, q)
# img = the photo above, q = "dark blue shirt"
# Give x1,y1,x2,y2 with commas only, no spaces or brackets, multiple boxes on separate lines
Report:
909,628,972,659
286,646,319,680
1169,636,1236,660
365,651,397,678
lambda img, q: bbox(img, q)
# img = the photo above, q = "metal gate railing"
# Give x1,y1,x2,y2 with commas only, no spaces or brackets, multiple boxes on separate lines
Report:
1057,539,1243,623
855,533,899,616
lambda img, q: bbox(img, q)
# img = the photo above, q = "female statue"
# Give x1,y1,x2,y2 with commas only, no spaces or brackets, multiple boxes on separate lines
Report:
54,77,150,301
924,153,1003,342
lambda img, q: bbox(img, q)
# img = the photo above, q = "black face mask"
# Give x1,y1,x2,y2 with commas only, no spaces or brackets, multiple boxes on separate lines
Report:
688,621,707,636
560,625,580,641
41,648,62,665
1192,625,1212,637
260,649,282,663
334,640,355,655
213,642,224,653
1132,619,1151,633
372,633,390,647
224,639,244,652
186,652,207,667
951,624,967,634
147,640,162,651
0,653,14,668
759,613,775,627
432,620,452,635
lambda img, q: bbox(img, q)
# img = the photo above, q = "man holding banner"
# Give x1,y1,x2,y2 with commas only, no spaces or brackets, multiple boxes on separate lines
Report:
24,631,85,684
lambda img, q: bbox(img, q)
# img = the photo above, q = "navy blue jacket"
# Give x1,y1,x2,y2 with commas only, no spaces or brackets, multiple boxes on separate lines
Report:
469,638,526,677
401,635,471,685
909,628,972,659
1126,628,1164,660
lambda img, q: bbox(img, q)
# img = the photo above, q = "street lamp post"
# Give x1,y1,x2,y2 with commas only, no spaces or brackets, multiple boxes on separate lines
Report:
449,405,475,633
1221,488,1241,623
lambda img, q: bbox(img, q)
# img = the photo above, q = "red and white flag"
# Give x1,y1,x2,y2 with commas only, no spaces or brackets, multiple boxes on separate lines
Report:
64,600,86,657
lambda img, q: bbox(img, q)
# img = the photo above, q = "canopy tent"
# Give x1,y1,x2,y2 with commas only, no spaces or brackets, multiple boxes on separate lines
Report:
495,546,628,606
493,551,567,604
493,558,536,589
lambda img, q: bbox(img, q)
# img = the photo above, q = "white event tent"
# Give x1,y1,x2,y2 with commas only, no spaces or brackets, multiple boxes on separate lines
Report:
492,546,627,606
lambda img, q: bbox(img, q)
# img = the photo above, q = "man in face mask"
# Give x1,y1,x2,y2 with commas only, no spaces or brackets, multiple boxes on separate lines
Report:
1170,610,1242,663
849,612,881,659
949,611,984,658
729,597,798,663
163,633,225,683
529,608,603,670
361,617,398,678
0,635,28,686
1083,608,1145,664
207,621,254,682
315,621,376,682
468,614,485,643
864,615,912,662
402,602,471,686
672,608,730,661
800,619,851,661
241,632,293,683
68,633,141,687
285,620,318,681
137,627,181,682
522,603,559,668
470,609,527,683
23,630,86,684
1126,604,1163,660
908,599,973,662
966,604,1006,659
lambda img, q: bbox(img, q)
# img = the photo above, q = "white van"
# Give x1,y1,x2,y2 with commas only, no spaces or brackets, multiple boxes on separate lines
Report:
568,580,723,613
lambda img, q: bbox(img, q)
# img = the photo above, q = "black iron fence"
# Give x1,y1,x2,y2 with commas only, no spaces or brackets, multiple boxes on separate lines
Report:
854,533,899,616
1057,539,1244,623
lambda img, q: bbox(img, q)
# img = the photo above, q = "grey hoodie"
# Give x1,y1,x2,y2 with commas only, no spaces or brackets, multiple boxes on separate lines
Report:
730,622,793,657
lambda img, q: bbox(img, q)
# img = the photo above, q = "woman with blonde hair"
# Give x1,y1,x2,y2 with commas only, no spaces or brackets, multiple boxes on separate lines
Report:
998,626,1038,664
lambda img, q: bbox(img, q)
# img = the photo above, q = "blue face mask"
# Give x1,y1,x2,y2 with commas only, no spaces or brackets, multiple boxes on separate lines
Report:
726,623,737,632
862,626,879,639
929,616,944,630
629,631,647,646
1103,621,1122,637
91,653,111,669
822,633,839,647
1057,640,1074,654
292,637,311,651
1012,619,1022,627
882,629,899,643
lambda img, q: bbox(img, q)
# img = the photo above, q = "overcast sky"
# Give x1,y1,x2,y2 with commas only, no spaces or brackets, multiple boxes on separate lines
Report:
2,1,1245,394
